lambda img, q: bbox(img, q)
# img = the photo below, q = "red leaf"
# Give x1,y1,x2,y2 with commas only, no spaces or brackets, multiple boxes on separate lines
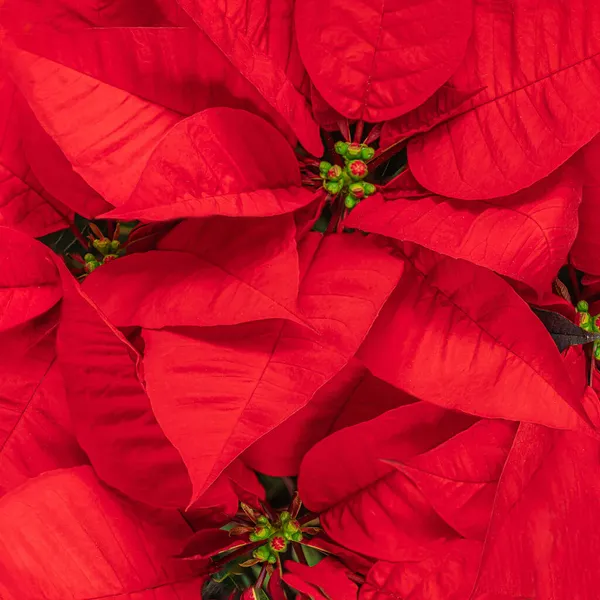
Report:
244,361,417,476
181,528,249,560
141,233,403,502
398,420,518,540
361,540,481,600
571,186,600,276
0,467,203,599
299,402,476,560
408,0,600,199
295,0,472,122
358,246,590,429
268,567,288,600
305,535,375,575
0,317,86,497
55,264,192,508
9,25,295,139
472,425,600,599
1,0,176,28
85,215,301,328
158,216,300,309
175,0,322,155
4,43,180,207
0,227,62,331
82,251,301,329
105,108,313,222
0,78,71,236
18,98,112,219
283,558,358,600
346,167,581,290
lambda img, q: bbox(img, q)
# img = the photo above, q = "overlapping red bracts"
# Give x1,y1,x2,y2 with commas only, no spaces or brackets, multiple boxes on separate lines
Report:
2,0,600,598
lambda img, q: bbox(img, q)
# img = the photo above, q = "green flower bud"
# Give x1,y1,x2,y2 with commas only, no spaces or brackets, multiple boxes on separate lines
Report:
579,312,592,329
344,194,359,209
93,238,112,256
326,164,343,181
334,141,348,156
256,515,270,526
319,161,332,176
577,300,589,313
291,532,303,542
595,342,600,361
324,180,342,195
349,182,366,199
84,253,96,263
249,525,272,542
363,182,376,196
593,315,600,333
268,553,277,564
110,239,120,252
279,511,291,524
84,260,100,274
282,519,301,540
360,146,375,161
253,545,271,562
346,142,362,159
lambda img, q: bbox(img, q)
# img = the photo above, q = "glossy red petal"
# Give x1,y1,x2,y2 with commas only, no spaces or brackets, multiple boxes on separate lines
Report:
176,0,322,155
346,167,581,290
142,234,403,502
55,264,192,508
0,79,71,236
358,246,589,429
473,425,600,599
361,540,481,600
0,467,203,599
0,317,86,497
296,0,472,122
283,558,358,600
299,402,477,560
105,108,313,221
4,43,180,207
245,361,417,476
409,0,600,199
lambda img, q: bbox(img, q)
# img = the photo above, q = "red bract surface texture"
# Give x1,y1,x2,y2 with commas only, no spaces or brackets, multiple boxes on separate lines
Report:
2,0,600,598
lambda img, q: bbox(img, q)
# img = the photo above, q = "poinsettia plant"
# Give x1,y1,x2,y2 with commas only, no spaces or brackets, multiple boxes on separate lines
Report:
3,0,600,598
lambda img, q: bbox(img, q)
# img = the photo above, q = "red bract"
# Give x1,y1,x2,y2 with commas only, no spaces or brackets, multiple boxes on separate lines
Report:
3,0,600,597
140,233,403,502
358,246,591,429
407,0,600,199
0,467,204,599
296,0,472,122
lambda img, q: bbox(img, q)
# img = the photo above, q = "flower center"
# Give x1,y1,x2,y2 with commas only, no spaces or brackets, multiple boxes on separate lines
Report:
319,141,377,209
576,300,600,359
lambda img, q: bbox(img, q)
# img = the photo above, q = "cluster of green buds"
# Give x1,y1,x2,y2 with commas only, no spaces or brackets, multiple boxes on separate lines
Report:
80,223,123,274
241,509,303,566
319,141,377,209
576,300,600,359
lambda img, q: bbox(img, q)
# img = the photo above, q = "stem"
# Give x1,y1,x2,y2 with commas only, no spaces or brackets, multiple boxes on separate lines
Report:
254,564,268,590
69,223,89,250
293,542,308,565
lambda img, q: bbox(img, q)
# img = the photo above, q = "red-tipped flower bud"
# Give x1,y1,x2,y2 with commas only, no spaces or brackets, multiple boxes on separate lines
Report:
269,535,288,553
347,160,368,180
